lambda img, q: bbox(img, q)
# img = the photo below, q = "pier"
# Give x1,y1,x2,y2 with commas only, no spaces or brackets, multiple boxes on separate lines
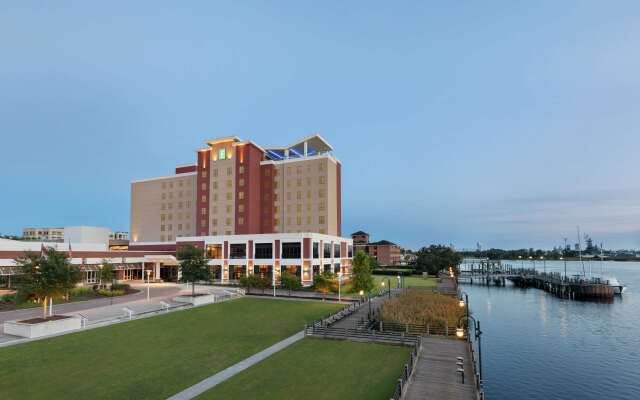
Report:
458,259,615,300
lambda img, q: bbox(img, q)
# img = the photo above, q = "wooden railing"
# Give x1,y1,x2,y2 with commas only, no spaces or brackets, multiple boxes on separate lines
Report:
389,336,422,400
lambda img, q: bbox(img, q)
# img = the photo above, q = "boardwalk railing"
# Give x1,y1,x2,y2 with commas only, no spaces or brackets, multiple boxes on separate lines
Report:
389,336,422,400
468,339,485,400
305,324,420,346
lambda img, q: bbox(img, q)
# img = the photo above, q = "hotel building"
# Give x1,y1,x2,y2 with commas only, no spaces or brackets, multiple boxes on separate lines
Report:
128,134,351,286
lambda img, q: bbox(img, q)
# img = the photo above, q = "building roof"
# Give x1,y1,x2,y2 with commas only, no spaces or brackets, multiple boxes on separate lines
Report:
370,240,398,247
351,230,369,236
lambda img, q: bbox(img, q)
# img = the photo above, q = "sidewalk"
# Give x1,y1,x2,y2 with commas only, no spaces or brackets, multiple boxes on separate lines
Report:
0,283,235,343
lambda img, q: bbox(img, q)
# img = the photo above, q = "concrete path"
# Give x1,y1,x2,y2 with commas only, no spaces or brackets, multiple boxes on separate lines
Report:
404,336,477,400
0,283,234,343
167,330,305,400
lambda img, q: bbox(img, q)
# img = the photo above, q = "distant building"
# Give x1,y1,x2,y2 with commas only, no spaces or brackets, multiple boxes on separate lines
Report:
22,227,64,241
351,230,402,266
110,231,130,240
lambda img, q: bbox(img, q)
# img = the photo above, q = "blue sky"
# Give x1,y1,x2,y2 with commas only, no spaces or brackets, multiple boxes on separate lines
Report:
1,1,640,249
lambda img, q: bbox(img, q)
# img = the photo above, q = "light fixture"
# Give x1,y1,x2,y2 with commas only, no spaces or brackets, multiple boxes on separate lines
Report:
459,299,465,308
456,328,465,339
359,290,364,296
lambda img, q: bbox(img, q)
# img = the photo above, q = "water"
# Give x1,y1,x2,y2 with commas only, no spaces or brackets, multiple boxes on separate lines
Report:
460,260,640,400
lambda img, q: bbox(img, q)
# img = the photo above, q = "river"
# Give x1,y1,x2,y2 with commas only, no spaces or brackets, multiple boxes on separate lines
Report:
459,260,640,400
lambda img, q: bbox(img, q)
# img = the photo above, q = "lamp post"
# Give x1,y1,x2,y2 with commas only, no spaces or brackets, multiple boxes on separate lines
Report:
459,291,469,338
540,256,546,275
338,272,342,303
458,314,483,383
529,256,535,272
387,278,391,299
397,274,401,289
518,255,523,270
561,256,567,280
145,269,151,301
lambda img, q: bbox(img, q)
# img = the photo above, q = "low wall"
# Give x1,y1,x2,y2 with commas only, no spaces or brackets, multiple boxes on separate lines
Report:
173,294,216,306
4,316,82,338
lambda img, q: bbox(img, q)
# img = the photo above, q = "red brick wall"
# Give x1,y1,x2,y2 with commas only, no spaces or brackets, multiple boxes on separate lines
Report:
303,238,311,259
336,162,342,236
235,143,263,234
196,150,211,236
260,164,275,233
175,165,197,174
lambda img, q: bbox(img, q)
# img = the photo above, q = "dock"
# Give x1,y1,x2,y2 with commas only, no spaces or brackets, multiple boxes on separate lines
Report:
404,336,479,400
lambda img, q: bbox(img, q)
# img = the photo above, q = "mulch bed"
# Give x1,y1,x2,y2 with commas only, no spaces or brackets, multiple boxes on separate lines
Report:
18,315,72,324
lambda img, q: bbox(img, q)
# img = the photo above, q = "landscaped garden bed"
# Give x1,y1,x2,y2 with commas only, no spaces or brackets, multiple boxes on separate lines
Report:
0,284,139,311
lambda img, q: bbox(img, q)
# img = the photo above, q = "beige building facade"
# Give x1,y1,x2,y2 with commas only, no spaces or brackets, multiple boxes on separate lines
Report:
130,135,342,243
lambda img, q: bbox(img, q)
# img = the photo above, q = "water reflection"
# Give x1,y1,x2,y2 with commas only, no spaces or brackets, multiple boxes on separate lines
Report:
461,260,640,400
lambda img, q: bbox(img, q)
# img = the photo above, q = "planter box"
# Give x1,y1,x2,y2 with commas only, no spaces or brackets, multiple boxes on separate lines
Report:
173,293,216,306
4,315,82,338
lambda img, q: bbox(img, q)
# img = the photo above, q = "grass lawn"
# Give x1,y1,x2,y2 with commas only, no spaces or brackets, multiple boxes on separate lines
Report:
373,275,437,289
197,338,412,400
0,298,341,400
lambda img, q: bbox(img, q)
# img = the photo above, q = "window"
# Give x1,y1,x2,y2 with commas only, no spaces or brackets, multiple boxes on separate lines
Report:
238,204,244,212
213,181,218,189
229,243,246,259
213,168,218,177
207,244,223,259
201,170,207,178
160,234,166,241
334,243,341,258
313,242,319,258
319,189,325,198
306,216,311,224
319,176,325,184
348,245,353,258
161,214,166,221
225,217,231,225
227,167,232,175
226,192,232,200
226,205,232,213
296,216,301,225
255,243,273,259
239,178,245,187
201,183,207,190
161,193,166,200
238,217,244,225
201,219,206,227
213,206,218,214
161,225,166,232
323,243,331,258
238,191,244,200
296,179,301,187
201,195,207,203
282,242,301,259
212,218,218,226
227,180,232,188
178,224,182,231
239,165,245,174
319,202,325,211
218,148,226,160
319,215,326,224
201,208,207,215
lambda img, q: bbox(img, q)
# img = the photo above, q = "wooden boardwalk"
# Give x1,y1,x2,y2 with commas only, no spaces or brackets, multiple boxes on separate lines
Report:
404,336,478,400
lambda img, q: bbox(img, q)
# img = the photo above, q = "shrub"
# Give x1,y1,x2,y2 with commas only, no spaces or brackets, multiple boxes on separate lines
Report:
110,283,131,292
0,293,16,304
97,288,125,297
69,287,94,297
372,269,415,276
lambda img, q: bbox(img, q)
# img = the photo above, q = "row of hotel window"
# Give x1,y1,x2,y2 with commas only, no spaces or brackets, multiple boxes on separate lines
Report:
206,242,353,259
161,179,191,189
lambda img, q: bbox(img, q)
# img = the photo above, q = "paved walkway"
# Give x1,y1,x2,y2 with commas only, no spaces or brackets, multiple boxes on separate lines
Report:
167,331,305,400
404,336,477,400
0,283,235,343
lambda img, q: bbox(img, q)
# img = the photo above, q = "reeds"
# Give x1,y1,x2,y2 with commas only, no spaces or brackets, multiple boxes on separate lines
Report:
380,290,463,327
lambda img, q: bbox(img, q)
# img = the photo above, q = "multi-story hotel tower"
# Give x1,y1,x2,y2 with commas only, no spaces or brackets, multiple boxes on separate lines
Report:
130,134,342,243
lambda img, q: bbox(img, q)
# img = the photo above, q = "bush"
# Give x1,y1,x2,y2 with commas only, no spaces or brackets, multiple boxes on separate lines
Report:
97,288,125,297
0,293,16,304
110,283,131,292
69,287,94,297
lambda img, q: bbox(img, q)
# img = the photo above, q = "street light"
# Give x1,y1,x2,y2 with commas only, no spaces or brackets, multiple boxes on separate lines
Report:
529,256,535,272
540,256,546,274
145,269,152,301
560,256,567,280
397,274,401,289
458,314,483,383
387,278,391,299
459,291,469,335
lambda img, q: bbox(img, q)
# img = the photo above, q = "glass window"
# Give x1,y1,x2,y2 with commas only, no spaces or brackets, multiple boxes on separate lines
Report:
229,243,246,259
348,245,353,258
282,242,301,259
218,148,226,160
255,243,273,259
333,243,341,258
313,242,319,258
323,243,331,258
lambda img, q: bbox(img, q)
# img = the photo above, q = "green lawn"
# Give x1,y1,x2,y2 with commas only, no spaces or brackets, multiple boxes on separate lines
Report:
373,275,437,289
0,298,341,400
198,338,412,400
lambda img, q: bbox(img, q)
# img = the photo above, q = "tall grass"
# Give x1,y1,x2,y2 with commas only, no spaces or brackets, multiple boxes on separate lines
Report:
380,290,463,327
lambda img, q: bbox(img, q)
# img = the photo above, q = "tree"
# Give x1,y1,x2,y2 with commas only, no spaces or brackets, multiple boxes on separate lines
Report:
100,260,115,287
280,273,301,296
313,272,334,298
351,250,375,293
414,245,462,276
14,248,81,319
177,245,209,296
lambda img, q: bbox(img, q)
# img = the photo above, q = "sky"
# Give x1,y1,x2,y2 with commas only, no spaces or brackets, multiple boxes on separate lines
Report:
1,1,640,250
